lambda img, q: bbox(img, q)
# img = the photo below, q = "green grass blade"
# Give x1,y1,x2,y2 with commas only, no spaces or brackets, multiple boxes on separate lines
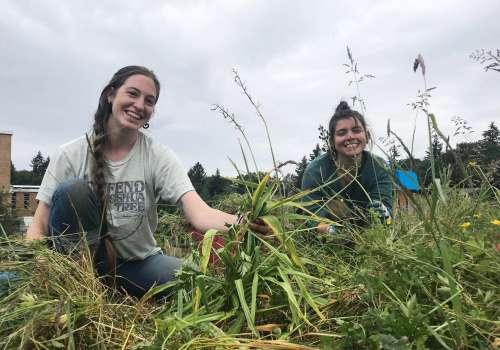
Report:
235,279,259,337
250,271,258,324
200,229,218,274
293,275,325,321
194,229,218,311
252,172,271,211
262,215,304,269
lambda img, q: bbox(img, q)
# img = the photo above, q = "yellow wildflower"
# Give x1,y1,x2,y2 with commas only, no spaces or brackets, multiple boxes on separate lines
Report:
491,219,500,226
473,214,481,218
459,222,471,229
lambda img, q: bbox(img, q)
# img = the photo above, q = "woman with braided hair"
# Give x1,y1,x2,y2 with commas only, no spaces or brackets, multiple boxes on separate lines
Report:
301,101,393,235
27,66,267,298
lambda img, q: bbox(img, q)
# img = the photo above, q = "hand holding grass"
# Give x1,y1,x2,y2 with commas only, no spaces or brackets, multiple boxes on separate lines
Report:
248,218,273,239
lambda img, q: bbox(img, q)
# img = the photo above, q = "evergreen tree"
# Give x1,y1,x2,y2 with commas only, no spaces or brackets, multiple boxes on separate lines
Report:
234,172,266,194
30,151,49,185
388,145,400,169
11,170,33,185
318,125,330,152
294,156,308,188
30,151,45,177
480,122,500,164
309,144,323,161
281,173,296,196
188,162,207,195
42,156,50,175
205,169,231,199
425,133,443,161
481,122,499,145
479,122,500,187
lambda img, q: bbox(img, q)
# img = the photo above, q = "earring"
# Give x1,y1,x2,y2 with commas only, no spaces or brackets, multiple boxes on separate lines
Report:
143,122,149,129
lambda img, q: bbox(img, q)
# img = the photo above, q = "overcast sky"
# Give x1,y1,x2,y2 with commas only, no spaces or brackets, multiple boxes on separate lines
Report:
1,0,499,176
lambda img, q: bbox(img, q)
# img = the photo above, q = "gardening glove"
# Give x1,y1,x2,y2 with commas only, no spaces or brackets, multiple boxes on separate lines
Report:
317,223,338,235
368,200,392,224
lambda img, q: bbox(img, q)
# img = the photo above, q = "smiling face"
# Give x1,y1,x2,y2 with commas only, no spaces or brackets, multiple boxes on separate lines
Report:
107,74,158,131
331,116,368,161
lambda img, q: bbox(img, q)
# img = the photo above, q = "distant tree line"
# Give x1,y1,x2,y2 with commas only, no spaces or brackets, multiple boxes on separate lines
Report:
10,122,499,198
11,151,50,186
294,121,499,191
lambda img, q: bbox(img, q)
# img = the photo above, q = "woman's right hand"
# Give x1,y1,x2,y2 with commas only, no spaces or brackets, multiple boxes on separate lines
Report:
26,201,50,241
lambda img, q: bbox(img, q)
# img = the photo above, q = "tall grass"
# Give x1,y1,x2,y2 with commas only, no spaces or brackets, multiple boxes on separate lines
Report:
2,187,498,349
0,51,499,349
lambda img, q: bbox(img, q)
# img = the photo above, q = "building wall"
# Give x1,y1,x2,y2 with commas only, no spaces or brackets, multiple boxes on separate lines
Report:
0,133,12,190
0,132,40,218
11,191,38,216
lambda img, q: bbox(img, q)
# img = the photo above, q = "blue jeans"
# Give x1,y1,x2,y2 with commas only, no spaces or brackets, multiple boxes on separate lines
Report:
49,179,182,298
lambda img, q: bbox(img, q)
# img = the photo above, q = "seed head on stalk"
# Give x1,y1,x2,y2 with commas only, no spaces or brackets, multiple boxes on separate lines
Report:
211,104,260,178
232,69,279,180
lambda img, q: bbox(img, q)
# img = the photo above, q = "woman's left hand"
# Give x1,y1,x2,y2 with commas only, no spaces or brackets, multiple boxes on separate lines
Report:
249,218,273,239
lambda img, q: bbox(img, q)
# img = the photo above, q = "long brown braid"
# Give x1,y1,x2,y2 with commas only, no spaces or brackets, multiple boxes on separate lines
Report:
89,66,160,282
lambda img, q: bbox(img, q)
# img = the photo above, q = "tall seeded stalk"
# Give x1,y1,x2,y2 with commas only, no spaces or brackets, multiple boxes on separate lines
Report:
417,55,437,183
413,54,467,346
212,104,260,177
232,69,278,179
344,46,375,115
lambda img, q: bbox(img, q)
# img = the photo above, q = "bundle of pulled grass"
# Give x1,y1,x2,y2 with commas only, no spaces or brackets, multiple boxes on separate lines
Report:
0,239,158,349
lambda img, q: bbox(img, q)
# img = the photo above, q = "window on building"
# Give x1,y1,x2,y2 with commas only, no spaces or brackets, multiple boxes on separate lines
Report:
23,193,29,209
11,192,16,208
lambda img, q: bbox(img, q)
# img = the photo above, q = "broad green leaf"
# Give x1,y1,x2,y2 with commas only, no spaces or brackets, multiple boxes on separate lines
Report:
176,289,183,317
194,229,218,311
434,178,447,203
195,275,210,311
140,279,180,302
293,275,325,321
235,279,259,336
277,268,310,327
250,271,259,323
200,229,218,274
262,215,304,269
252,172,271,214
227,312,246,335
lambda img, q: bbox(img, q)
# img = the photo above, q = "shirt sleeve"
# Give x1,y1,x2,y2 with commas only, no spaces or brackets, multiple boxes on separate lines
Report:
36,148,77,205
151,144,194,204
301,165,330,219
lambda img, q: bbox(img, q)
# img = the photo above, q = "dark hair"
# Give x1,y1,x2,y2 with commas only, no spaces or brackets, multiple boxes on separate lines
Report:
328,101,371,148
90,66,160,278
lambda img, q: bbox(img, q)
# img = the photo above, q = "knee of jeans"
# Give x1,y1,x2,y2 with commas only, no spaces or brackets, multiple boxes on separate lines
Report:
52,179,94,207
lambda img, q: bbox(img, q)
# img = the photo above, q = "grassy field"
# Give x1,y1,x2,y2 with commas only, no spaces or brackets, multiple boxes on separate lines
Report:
1,176,499,349
1,51,499,350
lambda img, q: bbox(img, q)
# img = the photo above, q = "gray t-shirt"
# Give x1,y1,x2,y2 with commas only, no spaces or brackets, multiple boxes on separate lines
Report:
37,131,194,260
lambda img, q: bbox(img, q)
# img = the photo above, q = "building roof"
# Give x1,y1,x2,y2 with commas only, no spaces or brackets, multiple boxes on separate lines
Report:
0,131,13,135
11,185,40,193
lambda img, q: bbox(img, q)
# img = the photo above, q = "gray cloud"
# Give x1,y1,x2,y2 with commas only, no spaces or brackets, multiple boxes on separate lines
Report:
1,0,499,175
